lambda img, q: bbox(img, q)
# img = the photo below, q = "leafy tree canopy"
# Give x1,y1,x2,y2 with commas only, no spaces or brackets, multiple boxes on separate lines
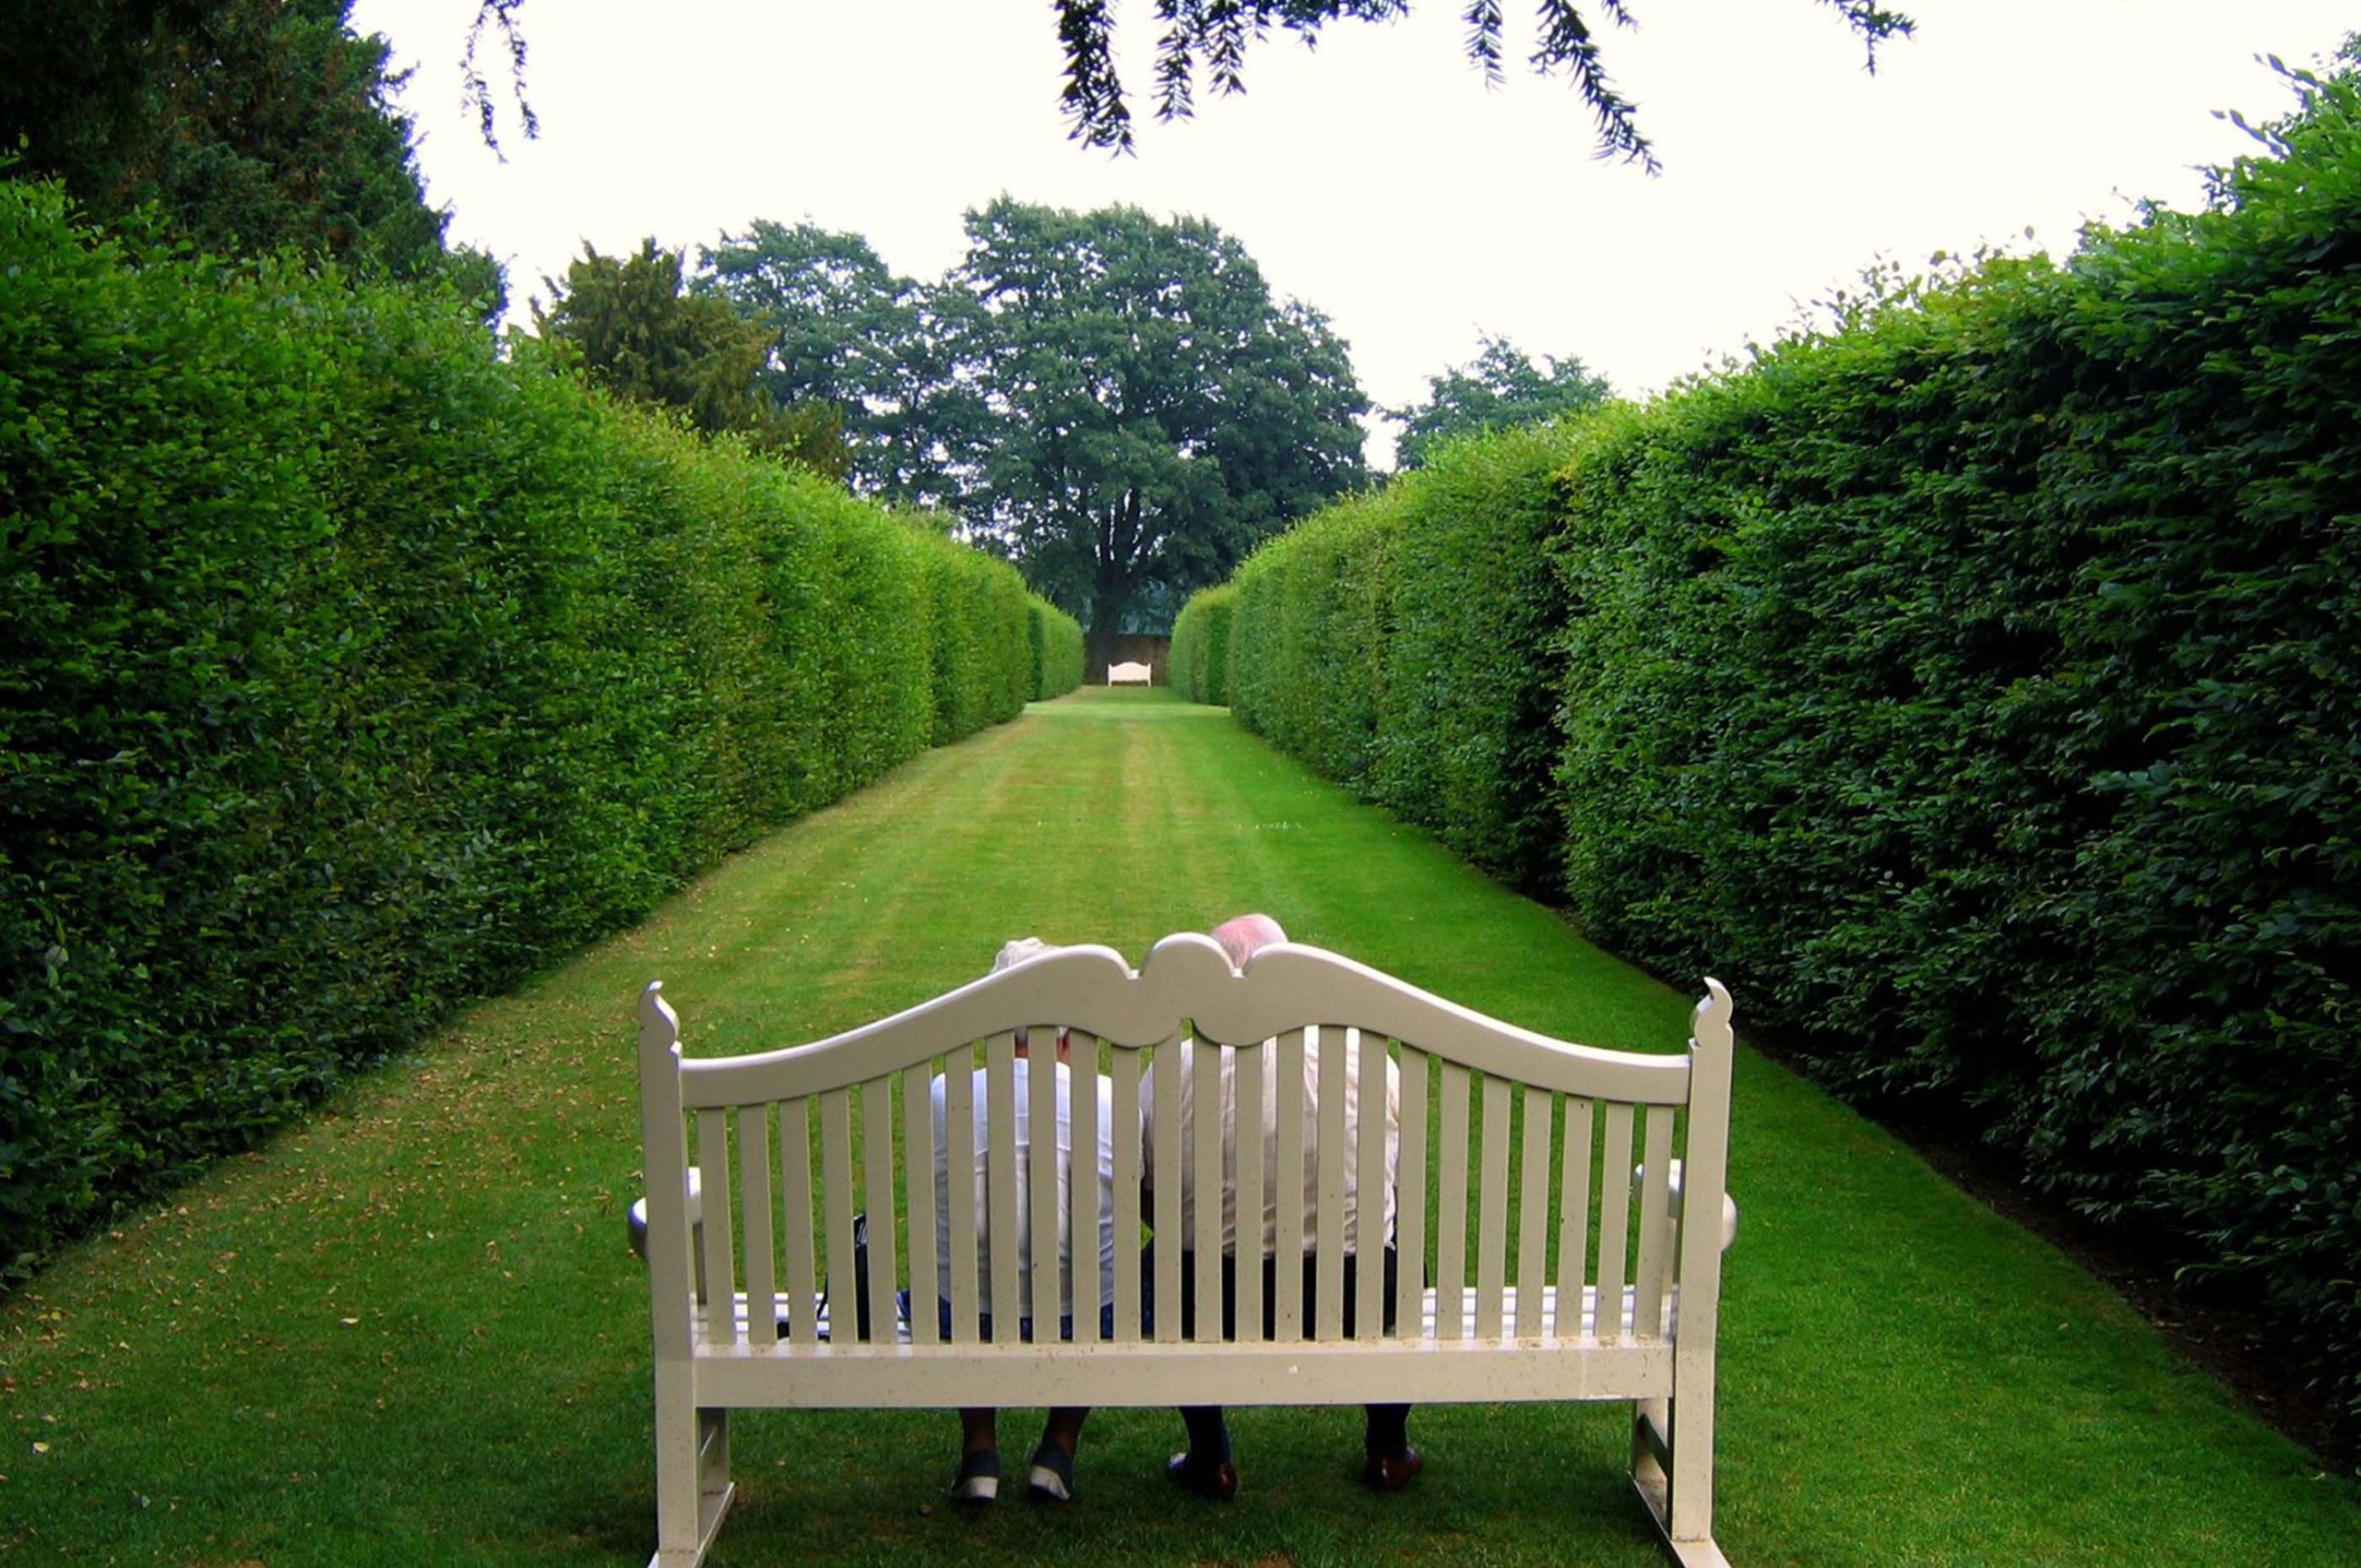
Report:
465,1,1914,170
535,238,851,480
954,199,1368,659
696,220,984,510
1387,333,1613,469
683,202,1367,640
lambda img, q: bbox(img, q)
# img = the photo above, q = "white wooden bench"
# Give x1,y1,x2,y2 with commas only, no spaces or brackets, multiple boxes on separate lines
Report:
1106,659,1153,684
634,935,1738,1568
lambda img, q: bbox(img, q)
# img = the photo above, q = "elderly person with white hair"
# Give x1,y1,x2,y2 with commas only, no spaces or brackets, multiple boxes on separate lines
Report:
1143,913,1420,1501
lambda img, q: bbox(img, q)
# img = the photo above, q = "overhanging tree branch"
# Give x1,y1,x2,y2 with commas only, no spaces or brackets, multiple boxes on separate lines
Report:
463,0,536,153
463,2,1913,167
1050,0,1915,164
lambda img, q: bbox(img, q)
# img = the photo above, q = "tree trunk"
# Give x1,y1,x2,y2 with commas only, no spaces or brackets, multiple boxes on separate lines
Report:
1086,604,1127,683
1088,513,1134,682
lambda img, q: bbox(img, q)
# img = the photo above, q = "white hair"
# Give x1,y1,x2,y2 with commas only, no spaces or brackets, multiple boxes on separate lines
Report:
991,936,1051,973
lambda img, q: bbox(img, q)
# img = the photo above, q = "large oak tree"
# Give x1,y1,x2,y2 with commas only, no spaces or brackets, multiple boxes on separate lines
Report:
687,202,1367,653
954,199,1368,667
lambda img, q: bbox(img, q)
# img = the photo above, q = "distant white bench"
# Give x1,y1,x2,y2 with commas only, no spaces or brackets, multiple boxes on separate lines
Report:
633,936,1738,1568
1106,659,1152,684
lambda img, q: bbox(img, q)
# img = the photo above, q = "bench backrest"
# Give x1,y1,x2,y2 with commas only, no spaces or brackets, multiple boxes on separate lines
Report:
637,934,1732,1355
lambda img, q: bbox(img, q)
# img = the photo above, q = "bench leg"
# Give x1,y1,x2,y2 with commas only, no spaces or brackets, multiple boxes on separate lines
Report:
1630,1393,1727,1568
648,1361,734,1568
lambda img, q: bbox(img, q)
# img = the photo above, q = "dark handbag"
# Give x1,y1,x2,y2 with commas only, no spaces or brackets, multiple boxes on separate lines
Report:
782,1212,872,1341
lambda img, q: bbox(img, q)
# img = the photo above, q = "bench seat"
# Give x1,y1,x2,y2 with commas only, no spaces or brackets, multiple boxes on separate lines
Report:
707,1280,1686,1353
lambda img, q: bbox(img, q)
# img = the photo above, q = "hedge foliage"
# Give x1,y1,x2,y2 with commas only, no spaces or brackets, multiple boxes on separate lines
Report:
0,178,1075,1276
1184,66,2361,1433
1228,489,1402,797
1027,599,1086,701
1223,418,1592,889
1168,582,1236,705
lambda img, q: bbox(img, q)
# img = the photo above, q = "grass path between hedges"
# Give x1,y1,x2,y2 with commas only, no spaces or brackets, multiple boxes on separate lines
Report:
3,687,2353,1566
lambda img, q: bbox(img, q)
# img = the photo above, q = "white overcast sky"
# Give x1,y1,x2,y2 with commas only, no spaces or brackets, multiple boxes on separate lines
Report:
350,0,2355,465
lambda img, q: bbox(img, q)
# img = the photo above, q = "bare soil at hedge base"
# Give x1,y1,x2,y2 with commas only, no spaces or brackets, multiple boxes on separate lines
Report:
1732,1021,2355,1478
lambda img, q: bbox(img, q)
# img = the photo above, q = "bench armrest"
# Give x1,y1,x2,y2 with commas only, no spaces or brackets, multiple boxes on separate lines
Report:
1652,1158,1738,1253
629,1170,706,1299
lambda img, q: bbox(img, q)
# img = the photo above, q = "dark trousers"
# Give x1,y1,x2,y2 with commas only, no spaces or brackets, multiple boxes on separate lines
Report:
1165,1246,1412,1459
1169,1246,1401,1339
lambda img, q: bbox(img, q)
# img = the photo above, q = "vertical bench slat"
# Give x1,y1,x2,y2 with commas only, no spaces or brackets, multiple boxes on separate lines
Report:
818,1089,856,1342
1555,1096,1594,1340
1234,1039,1266,1343
695,1109,736,1346
985,1032,1020,1332
1272,1028,1307,1340
738,1104,777,1349
1434,1061,1470,1340
1314,1025,1348,1341
1632,1104,1676,1342
944,1046,979,1344
1597,1101,1635,1341
1394,1048,1430,1340
1027,1028,1060,1337
1515,1085,1551,1338
1150,1035,1182,1343
861,1076,898,1346
1190,1037,1225,1343
1070,1033,1102,1339
1354,1030,1390,1341
903,1066,939,1345
778,1098,819,1346
1476,1073,1512,1339
1110,1041,1145,1343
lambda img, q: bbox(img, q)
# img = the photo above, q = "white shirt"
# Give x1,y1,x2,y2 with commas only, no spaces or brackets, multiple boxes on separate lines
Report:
931,1056,1117,1320
1142,1035,1400,1257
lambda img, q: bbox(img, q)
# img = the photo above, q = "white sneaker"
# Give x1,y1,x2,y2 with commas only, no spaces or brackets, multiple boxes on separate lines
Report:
948,1450,999,1504
1026,1443,1075,1503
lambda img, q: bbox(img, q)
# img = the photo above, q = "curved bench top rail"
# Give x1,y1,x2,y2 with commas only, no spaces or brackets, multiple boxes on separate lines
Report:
659,933,1699,1111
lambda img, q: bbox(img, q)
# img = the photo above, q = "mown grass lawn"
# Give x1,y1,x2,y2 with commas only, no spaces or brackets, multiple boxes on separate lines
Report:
2,688,2351,1565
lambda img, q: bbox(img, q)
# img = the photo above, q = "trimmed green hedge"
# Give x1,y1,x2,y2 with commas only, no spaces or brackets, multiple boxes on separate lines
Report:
1372,422,1589,890
1185,65,2361,1435
1556,94,2361,1428
1168,582,1235,704
1027,598,1086,701
1217,417,1592,889
0,178,1061,1276
1228,489,1402,797
919,532,1032,744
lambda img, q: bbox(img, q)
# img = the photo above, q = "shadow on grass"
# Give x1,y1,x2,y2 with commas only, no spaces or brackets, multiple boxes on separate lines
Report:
694,1403,1664,1568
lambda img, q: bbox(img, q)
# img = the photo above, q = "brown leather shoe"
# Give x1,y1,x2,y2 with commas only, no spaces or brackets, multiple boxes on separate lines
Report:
1167,1450,1240,1502
1363,1446,1425,1491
